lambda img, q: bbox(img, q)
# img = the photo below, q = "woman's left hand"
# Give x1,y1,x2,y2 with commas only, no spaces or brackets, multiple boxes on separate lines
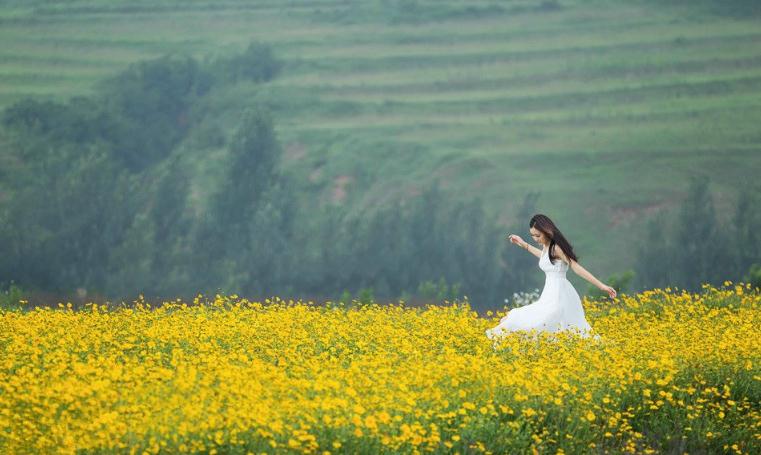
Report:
601,285,617,299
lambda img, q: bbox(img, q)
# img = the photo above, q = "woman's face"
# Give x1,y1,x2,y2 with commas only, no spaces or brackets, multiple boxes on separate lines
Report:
529,227,547,245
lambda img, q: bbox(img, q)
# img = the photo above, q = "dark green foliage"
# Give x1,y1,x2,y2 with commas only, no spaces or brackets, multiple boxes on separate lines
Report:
732,184,761,278
386,0,507,24
674,175,730,291
213,41,282,85
293,183,508,309
3,140,133,293
3,55,212,174
417,277,462,302
653,0,761,17
356,287,375,304
310,0,562,25
1,97,110,145
191,106,296,296
98,55,212,172
186,121,226,150
146,156,192,294
0,281,24,311
214,107,280,226
0,46,248,299
11,39,760,308
0,95,117,193
634,210,674,291
743,264,761,291
587,269,635,299
634,175,760,293
500,191,543,300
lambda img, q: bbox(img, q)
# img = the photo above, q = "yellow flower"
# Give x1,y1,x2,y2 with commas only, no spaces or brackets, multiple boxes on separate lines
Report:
2,287,757,453
364,415,378,429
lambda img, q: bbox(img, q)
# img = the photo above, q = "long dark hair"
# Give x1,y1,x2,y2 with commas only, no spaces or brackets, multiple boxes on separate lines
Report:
529,214,578,265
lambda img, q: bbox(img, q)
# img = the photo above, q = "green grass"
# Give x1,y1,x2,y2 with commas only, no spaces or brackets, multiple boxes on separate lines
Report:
1,0,760,282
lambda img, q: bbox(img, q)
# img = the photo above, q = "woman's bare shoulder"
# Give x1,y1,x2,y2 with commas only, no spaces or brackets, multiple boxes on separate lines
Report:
552,244,573,265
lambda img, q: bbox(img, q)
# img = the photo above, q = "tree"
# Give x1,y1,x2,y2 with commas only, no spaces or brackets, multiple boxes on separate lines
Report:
446,197,502,308
500,191,542,299
634,210,675,291
635,175,736,293
141,156,193,295
214,107,279,226
192,106,289,295
587,269,635,298
99,55,212,171
2,140,132,294
731,184,761,279
217,41,283,84
673,175,731,291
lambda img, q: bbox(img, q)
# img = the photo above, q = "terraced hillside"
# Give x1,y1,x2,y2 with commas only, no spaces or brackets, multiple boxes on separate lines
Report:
1,0,760,281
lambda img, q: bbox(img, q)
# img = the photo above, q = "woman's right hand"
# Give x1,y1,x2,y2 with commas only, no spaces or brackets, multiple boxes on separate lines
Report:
507,234,526,248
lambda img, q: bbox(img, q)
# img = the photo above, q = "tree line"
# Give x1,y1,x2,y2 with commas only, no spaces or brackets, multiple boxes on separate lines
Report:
1,44,759,311
0,44,542,310
631,175,761,294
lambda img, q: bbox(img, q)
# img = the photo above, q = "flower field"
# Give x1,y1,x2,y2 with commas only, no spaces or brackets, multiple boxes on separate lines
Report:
1,283,759,454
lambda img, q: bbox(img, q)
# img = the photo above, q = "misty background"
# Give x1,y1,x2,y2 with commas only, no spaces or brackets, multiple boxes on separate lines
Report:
1,0,760,311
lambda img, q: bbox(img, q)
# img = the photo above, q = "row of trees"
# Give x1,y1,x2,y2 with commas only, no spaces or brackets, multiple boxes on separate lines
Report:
633,175,761,293
1,44,759,310
585,175,761,298
0,45,542,310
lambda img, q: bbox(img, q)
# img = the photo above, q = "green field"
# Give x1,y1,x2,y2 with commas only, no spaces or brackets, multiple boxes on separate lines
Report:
1,0,760,285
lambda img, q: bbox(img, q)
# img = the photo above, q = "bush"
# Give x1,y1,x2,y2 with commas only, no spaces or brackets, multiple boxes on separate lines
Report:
587,269,635,299
99,55,212,171
0,282,25,311
743,263,761,291
416,277,462,302
216,41,282,84
357,287,375,304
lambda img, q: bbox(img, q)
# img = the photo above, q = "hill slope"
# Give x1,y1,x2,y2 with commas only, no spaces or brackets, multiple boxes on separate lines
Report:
1,0,760,285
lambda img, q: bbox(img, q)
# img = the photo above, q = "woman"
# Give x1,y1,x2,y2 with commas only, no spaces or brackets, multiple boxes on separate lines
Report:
486,214,616,341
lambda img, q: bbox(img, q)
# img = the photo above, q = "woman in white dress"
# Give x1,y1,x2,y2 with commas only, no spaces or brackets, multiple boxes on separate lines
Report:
486,214,617,341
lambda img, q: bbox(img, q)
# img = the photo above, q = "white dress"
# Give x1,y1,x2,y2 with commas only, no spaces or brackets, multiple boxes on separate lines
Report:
486,244,598,340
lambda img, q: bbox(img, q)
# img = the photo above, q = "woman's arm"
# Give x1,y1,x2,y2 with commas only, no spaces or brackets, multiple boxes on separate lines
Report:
507,234,542,258
521,242,542,259
553,245,606,290
554,245,617,298
568,260,606,290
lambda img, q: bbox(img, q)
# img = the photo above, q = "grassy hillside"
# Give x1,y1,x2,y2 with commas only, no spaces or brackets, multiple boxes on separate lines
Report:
1,0,760,287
